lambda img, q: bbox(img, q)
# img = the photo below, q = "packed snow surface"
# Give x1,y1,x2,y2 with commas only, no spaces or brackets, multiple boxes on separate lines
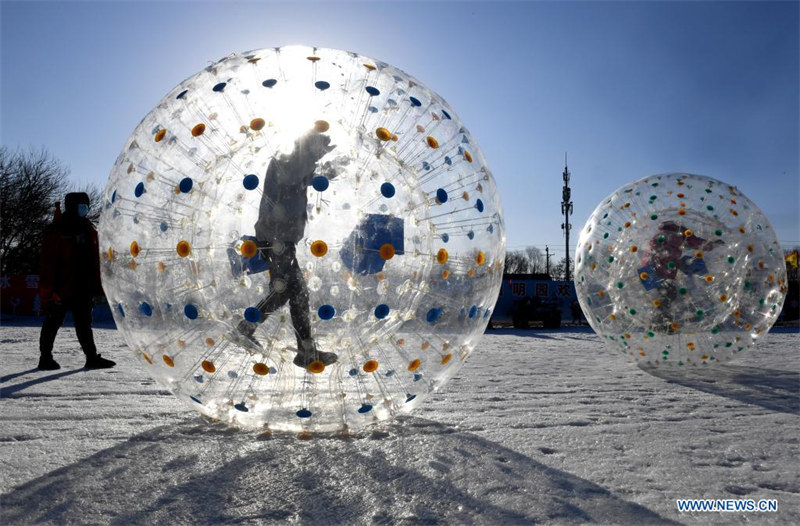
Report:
1,323,798,525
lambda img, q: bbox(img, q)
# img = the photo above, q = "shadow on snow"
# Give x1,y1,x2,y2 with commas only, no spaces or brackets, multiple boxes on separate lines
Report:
0,417,678,526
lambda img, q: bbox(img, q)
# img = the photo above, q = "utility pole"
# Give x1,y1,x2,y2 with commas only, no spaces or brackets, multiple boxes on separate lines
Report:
561,153,573,281
545,245,551,277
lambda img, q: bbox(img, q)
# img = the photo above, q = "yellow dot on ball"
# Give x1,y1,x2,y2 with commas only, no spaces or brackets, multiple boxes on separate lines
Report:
408,359,421,372
308,361,326,374
162,355,174,367
437,248,448,265
176,240,191,258
142,352,152,364
310,240,328,257
630,245,638,253
130,241,140,257
253,363,269,375
314,120,330,133
463,150,473,163
476,252,486,266
376,127,392,141
191,123,206,137
640,272,649,280
363,360,379,373
250,118,265,131
379,243,395,260
426,136,439,149
652,299,661,307
441,353,453,365
240,240,258,258
201,360,216,373
442,270,451,280
154,129,166,142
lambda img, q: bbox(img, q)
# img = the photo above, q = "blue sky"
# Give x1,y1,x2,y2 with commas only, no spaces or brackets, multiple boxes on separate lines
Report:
2,0,798,259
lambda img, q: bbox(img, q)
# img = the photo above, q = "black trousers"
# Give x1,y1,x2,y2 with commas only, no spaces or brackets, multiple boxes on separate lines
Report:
39,299,97,357
255,242,312,348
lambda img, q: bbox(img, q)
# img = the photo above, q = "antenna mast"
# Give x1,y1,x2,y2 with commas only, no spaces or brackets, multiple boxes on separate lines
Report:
561,153,573,281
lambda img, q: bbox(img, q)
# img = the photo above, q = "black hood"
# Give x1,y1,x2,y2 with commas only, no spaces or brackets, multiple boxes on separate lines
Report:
64,192,90,215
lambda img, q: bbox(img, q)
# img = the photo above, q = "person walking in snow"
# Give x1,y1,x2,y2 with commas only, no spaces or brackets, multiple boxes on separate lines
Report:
37,192,115,371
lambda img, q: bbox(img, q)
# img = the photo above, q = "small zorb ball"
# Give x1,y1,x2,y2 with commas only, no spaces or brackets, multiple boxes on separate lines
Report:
575,173,787,366
98,46,505,433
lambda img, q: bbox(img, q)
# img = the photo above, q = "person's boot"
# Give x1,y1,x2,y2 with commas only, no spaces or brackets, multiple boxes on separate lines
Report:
293,341,337,369
38,355,61,371
85,354,116,369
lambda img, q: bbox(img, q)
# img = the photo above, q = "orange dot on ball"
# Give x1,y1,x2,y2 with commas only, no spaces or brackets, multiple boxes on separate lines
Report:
310,240,328,257
363,360,379,373
379,243,395,260
201,360,216,373
253,363,269,375
176,240,191,257
240,240,258,258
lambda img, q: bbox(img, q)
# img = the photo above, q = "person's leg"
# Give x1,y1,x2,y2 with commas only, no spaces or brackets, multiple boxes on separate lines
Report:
284,245,313,350
72,299,98,357
40,301,67,357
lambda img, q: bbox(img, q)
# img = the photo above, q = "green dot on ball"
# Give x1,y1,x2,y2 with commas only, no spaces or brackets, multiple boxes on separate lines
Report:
657,235,665,244
678,287,688,295
616,282,624,289
695,310,704,318
728,256,735,264
715,229,722,236
603,233,609,239
650,214,658,220
667,261,676,269
629,308,637,315
707,205,714,211
608,256,614,263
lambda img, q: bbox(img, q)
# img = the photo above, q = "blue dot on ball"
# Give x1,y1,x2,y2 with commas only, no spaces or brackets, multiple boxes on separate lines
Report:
318,304,335,320
358,404,373,413
262,79,277,88
116,303,125,318
436,188,448,203
243,174,259,190
374,304,390,319
139,302,153,317
469,305,478,318
296,409,312,418
315,81,330,91
381,182,395,198
426,308,442,324
476,199,484,213
312,176,329,192
159,222,169,232
441,233,450,243
349,368,358,377
366,86,380,96
179,177,193,193
410,96,422,107
184,304,199,320
134,182,145,198
244,307,261,323
234,402,248,412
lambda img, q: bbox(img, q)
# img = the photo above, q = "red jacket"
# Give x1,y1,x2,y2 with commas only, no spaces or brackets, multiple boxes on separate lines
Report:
39,215,103,303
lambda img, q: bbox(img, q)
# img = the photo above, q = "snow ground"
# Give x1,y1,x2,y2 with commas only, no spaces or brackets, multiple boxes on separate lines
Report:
1,322,798,525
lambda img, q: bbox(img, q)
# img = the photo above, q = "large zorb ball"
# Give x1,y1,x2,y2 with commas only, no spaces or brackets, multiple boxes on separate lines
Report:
575,173,787,367
98,46,505,433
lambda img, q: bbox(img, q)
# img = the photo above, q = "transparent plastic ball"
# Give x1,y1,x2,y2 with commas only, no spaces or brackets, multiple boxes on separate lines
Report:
575,173,787,367
98,46,505,432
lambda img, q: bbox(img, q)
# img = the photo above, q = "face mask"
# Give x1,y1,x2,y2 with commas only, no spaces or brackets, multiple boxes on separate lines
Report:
77,204,89,217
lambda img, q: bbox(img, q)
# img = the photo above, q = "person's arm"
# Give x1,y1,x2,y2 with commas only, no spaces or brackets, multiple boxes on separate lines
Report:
38,226,58,302
90,226,104,297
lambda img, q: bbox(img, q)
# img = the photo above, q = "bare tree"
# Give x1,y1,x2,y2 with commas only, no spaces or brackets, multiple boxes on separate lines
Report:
504,246,546,275
0,146,101,275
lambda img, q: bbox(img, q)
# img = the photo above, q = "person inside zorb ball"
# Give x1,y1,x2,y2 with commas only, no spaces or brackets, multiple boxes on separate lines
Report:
574,173,787,367
99,46,505,433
